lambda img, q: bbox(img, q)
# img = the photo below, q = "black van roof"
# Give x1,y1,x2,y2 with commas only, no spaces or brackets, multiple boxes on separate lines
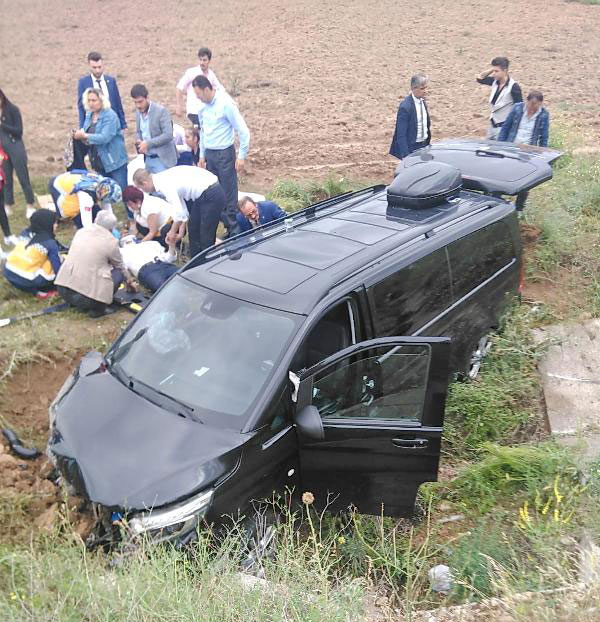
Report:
181,186,510,315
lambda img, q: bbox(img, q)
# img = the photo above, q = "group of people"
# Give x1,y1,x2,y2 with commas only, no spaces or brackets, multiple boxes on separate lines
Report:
389,56,550,210
0,51,551,317
0,46,290,315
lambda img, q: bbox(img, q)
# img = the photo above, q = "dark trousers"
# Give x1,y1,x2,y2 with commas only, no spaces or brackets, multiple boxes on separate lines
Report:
0,188,10,237
138,261,178,292
135,222,171,248
205,145,238,235
186,183,226,257
58,268,124,316
516,191,529,212
0,138,35,204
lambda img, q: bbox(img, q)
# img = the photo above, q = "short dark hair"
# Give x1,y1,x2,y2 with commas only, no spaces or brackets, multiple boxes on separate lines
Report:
192,75,212,90
527,90,544,102
197,47,212,60
491,56,509,70
130,83,149,99
87,51,102,63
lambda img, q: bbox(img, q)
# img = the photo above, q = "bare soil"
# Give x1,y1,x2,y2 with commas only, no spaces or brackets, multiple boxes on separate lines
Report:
1,0,599,191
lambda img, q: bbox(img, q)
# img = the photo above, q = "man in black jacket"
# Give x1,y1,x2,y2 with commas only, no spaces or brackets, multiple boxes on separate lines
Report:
389,75,431,161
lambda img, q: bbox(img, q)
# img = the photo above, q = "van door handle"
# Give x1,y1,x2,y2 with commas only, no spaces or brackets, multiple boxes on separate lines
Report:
392,438,428,449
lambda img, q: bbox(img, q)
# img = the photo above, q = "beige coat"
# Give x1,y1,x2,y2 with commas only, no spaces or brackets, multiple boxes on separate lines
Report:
55,224,126,304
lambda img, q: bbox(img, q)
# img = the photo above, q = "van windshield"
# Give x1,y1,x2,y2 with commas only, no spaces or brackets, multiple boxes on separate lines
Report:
107,276,300,426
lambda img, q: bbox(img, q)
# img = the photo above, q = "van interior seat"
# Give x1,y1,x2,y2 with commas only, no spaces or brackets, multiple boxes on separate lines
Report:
305,320,350,369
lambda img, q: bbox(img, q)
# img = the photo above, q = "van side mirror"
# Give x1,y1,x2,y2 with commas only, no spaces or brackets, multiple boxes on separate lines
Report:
294,405,324,441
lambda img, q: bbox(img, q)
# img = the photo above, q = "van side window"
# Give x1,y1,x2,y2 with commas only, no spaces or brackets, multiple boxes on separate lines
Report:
447,222,514,301
369,248,451,336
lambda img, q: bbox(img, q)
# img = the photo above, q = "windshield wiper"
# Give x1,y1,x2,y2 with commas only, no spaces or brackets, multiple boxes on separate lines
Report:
107,327,149,366
130,377,202,423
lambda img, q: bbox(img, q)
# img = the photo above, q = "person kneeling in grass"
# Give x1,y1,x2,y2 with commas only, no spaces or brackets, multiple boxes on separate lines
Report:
55,211,137,318
2,209,62,300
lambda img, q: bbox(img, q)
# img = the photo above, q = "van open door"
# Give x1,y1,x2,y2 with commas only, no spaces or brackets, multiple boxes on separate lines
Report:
293,337,450,517
400,138,562,196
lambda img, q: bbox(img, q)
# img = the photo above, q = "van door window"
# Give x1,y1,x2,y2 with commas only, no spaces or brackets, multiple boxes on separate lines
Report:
447,222,514,301
369,248,451,336
311,343,430,423
292,301,357,373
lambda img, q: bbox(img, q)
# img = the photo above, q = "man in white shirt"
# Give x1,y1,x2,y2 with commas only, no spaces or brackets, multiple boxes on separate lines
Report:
119,235,178,292
132,166,225,257
175,47,223,127
389,74,431,160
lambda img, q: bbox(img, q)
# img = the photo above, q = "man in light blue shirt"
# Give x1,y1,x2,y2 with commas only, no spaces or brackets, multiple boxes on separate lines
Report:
193,75,250,238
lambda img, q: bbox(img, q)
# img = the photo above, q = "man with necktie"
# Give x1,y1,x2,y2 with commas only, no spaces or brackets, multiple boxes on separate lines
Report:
389,74,431,161
77,51,127,131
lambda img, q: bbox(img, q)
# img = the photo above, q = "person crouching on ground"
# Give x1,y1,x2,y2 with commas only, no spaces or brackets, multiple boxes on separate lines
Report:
119,234,178,293
236,196,288,233
176,126,201,166
55,211,137,318
3,209,62,299
122,185,173,247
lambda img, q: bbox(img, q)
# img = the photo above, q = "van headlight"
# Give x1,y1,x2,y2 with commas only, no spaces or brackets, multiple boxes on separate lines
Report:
128,488,214,541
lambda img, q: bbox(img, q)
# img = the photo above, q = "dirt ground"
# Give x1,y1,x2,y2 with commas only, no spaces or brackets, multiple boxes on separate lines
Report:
1,0,600,191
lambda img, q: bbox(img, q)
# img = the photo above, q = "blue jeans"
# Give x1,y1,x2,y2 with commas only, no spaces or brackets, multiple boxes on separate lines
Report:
144,156,168,174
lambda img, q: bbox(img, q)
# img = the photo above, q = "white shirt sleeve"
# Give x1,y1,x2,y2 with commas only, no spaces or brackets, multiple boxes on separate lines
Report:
77,192,95,228
162,186,188,223
176,69,191,92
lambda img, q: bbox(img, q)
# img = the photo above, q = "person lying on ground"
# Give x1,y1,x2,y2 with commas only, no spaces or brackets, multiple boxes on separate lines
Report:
2,209,62,299
55,211,137,318
236,196,288,233
133,166,225,257
498,90,550,211
122,185,174,247
119,234,178,293
49,171,122,229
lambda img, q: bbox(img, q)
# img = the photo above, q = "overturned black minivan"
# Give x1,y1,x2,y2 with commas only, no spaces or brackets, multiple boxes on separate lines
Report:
48,140,560,545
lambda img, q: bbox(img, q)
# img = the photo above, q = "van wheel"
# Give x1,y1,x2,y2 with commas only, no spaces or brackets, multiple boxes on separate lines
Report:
240,509,278,577
466,335,492,380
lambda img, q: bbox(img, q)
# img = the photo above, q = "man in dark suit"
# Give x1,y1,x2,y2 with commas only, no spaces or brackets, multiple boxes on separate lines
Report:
389,74,431,160
131,84,177,173
77,51,127,130
236,196,287,233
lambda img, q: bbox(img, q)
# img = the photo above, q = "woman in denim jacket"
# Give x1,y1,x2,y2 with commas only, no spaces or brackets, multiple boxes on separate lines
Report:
73,88,128,195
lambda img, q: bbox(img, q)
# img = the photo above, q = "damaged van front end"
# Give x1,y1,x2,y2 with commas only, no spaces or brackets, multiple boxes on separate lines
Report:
47,351,245,548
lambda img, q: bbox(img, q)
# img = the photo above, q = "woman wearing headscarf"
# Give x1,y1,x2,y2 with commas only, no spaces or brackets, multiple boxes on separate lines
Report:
3,209,61,298
0,87,36,219
72,88,128,194
55,210,137,318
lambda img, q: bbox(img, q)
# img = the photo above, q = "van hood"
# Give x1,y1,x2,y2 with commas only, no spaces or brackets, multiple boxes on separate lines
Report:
48,358,246,511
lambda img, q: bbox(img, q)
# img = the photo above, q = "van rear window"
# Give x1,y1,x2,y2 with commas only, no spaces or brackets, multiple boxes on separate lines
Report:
369,248,452,336
447,221,515,301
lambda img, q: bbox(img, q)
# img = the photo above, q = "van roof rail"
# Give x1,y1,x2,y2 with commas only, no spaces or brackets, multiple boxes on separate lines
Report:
181,184,386,272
